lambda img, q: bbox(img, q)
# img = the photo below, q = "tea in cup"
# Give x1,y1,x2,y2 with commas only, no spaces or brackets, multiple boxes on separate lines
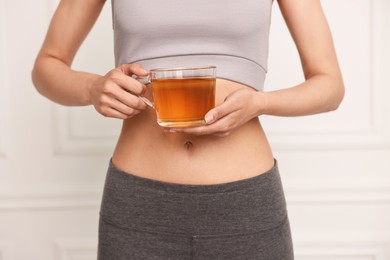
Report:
137,66,216,127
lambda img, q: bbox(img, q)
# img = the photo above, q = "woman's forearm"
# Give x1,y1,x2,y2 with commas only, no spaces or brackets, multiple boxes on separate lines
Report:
258,73,345,117
31,0,107,106
32,55,99,106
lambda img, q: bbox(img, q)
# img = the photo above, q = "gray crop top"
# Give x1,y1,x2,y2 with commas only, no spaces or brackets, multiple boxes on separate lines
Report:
111,0,273,91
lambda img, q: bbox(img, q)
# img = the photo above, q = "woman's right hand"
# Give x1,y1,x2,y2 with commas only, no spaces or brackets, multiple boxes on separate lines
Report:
89,63,150,119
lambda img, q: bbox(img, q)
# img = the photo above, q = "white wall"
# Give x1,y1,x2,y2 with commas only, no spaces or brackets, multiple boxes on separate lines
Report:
0,0,389,259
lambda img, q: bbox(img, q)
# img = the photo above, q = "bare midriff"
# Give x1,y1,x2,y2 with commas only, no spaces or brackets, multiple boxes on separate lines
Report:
112,79,274,185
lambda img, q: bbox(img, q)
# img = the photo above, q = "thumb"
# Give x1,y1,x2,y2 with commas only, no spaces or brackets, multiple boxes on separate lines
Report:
204,103,230,124
117,63,149,76
205,96,239,124
204,112,215,124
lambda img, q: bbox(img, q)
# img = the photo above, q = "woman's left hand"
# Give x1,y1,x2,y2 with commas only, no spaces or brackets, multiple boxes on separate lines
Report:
166,88,262,137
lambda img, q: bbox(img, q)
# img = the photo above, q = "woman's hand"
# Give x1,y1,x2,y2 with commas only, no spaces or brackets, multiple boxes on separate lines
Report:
167,88,262,137
89,63,150,119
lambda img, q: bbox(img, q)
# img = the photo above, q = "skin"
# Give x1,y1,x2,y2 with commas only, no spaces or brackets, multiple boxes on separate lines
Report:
32,0,344,184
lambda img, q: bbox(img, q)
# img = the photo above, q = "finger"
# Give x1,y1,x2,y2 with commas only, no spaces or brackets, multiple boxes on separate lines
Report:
105,95,143,117
111,100,142,117
168,125,227,137
204,99,239,124
109,84,147,110
102,96,141,117
100,106,133,120
117,63,149,77
108,70,147,96
99,79,147,110
119,93,148,110
168,113,238,136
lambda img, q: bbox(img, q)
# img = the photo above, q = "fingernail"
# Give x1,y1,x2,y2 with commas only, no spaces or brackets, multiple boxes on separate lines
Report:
165,128,177,133
205,115,214,124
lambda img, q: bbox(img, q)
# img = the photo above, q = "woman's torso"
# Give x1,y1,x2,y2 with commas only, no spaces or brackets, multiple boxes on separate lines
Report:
112,79,274,185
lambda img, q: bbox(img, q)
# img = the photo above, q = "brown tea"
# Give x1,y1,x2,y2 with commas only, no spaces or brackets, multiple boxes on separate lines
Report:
152,77,216,127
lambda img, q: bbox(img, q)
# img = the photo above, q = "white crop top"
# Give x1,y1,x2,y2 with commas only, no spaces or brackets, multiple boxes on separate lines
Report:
111,0,273,91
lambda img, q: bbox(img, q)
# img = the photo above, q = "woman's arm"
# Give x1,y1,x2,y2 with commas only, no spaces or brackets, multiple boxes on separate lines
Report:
32,0,148,119
32,0,105,105
171,0,345,136
259,0,345,116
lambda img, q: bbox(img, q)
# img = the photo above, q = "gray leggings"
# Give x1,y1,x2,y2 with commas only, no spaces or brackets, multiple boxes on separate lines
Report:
98,160,294,260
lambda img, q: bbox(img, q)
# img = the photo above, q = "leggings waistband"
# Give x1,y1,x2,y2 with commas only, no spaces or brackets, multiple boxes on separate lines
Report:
100,159,288,236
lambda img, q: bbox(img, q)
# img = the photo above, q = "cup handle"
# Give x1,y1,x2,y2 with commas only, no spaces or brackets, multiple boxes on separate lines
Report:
132,75,154,109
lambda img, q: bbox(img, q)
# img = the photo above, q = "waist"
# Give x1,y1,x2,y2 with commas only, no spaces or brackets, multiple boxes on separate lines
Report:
112,79,274,184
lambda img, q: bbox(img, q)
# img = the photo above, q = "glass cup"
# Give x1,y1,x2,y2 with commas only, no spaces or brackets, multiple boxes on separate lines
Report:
136,66,216,127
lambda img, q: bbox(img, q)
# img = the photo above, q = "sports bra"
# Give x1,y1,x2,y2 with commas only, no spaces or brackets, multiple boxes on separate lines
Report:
111,0,273,91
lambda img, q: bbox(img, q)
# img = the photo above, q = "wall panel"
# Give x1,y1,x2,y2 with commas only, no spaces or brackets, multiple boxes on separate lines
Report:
265,0,390,150
51,0,119,155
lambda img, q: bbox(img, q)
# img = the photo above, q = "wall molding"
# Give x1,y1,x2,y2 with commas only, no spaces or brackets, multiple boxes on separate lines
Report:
285,185,390,205
0,0,9,157
268,129,390,151
0,240,14,260
53,106,119,155
55,239,97,260
1,182,390,211
294,233,389,260
54,235,390,260
0,191,101,212
267,0,390,150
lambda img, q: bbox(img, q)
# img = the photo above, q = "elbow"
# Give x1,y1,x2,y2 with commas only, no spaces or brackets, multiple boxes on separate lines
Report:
326,78,345,112
31,66,39,92
31,59,46,97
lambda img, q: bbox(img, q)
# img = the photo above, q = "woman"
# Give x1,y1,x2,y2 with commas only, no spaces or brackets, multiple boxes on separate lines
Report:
32,0,344,259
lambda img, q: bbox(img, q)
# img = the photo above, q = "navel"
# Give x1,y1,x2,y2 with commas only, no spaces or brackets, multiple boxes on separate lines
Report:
184,140,194,150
